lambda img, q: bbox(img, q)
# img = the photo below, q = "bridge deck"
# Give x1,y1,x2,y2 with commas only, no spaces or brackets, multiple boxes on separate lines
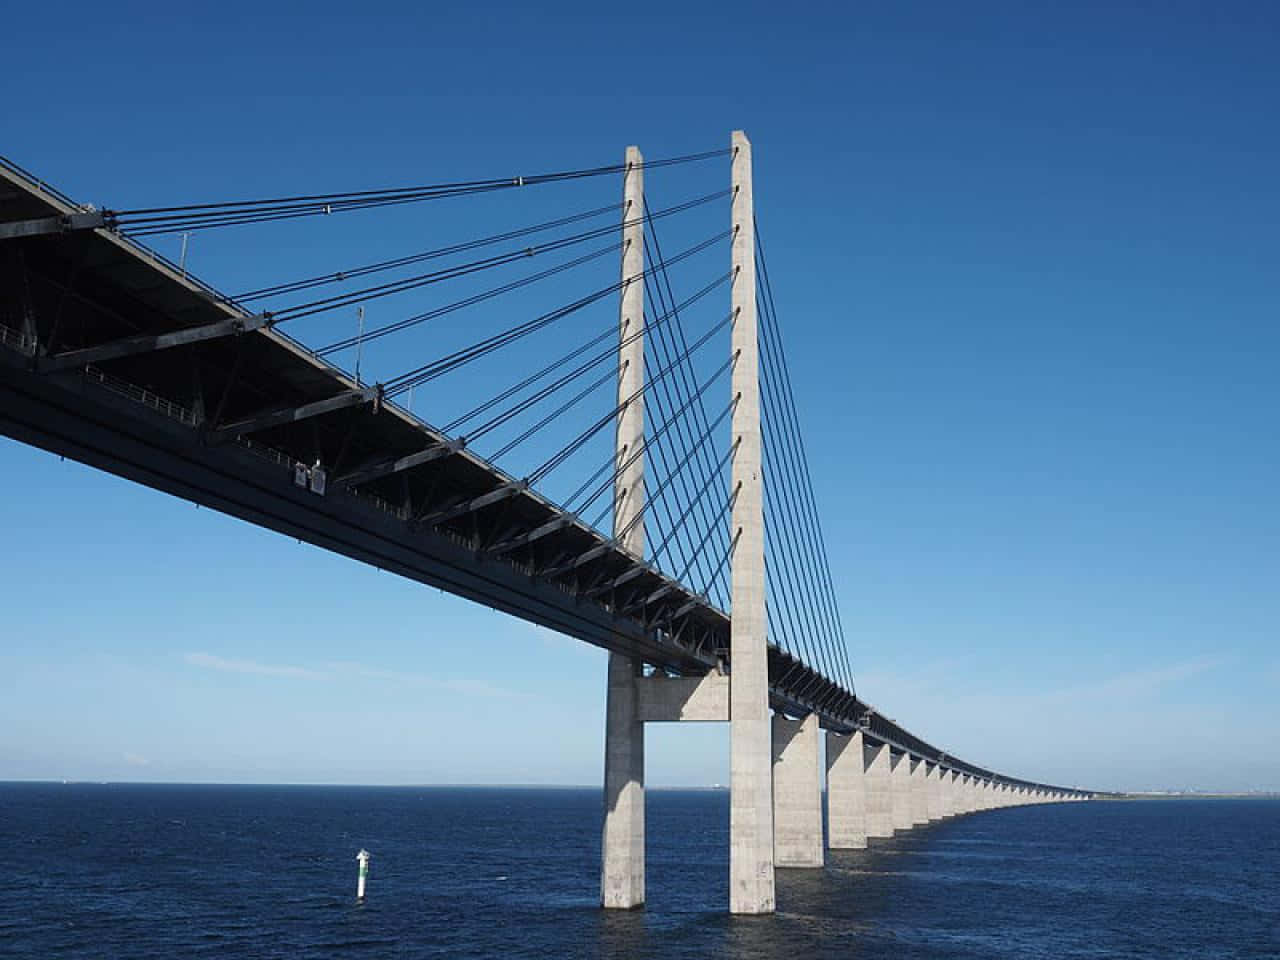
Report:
0,157,1082,796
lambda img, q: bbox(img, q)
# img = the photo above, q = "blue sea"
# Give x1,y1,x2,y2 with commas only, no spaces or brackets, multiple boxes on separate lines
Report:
0,784,1276,958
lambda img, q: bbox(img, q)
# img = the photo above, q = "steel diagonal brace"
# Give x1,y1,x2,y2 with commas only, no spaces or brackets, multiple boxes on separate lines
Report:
672,596,707,620
213,385,379,440
41,313,272,372
338,438,465,487
485,515,573,556
539,542,613,580
418,481,526,527
617,580,677,617
583,562,650,600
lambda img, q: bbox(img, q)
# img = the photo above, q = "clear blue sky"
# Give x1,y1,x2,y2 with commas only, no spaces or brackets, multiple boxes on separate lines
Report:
2,1,1276,792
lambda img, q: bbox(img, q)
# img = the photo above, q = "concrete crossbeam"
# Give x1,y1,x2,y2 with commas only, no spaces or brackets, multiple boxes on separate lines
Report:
635,672,729,722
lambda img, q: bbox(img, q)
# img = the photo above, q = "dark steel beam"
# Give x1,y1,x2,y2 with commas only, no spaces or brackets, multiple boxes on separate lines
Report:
485,515,572,556
41,313,271,372
584,561,649,600
338,437,464,487
419,481,525,526
213,386,377,440
0,210,107,240
540,541,613,579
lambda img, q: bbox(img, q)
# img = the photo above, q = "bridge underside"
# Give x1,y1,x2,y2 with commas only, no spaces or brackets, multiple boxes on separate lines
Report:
0,158,1084,799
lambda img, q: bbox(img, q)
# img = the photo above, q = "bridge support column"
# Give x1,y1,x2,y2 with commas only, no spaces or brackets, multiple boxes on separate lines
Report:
890,752,914,832
772,714,823,868
601,144,647,911
863,742,894,838
727,129,774,915
946,770,961,816
925,762,943,821
826,730,867,849
602,656,645,908
909,756,930,826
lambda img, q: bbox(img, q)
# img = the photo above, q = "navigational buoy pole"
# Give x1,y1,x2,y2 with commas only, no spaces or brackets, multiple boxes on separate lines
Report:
356,849,370,901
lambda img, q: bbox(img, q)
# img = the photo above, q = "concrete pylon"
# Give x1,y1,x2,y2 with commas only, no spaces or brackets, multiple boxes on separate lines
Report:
727,129,774,916
863,741,894,838
827,730,868,849
890,752,914,832
909,756,930,826
772,714,823,868
601,145,647,910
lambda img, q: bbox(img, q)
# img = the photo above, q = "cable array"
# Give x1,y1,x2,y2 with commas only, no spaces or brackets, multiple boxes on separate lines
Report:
100,142,847,690
109,149,728,236
756,216,855,693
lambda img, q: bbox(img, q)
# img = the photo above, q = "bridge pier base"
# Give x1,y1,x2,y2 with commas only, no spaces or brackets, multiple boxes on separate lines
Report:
863,742,895,838
826,730,867,849
771,714,823,867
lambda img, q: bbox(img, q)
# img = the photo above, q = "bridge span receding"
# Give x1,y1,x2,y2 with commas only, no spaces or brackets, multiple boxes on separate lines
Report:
0,137,1092,915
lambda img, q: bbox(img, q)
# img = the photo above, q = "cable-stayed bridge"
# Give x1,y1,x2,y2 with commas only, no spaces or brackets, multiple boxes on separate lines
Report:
0,133,1090,915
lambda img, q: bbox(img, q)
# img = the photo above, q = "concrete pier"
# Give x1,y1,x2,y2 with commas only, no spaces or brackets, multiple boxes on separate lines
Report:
727,129,774,915
864,742,895,839
909,756,930,826
771,714,823,868
826,730,867,849
925,762,944,821
601,144,647,910
890,751,914,832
